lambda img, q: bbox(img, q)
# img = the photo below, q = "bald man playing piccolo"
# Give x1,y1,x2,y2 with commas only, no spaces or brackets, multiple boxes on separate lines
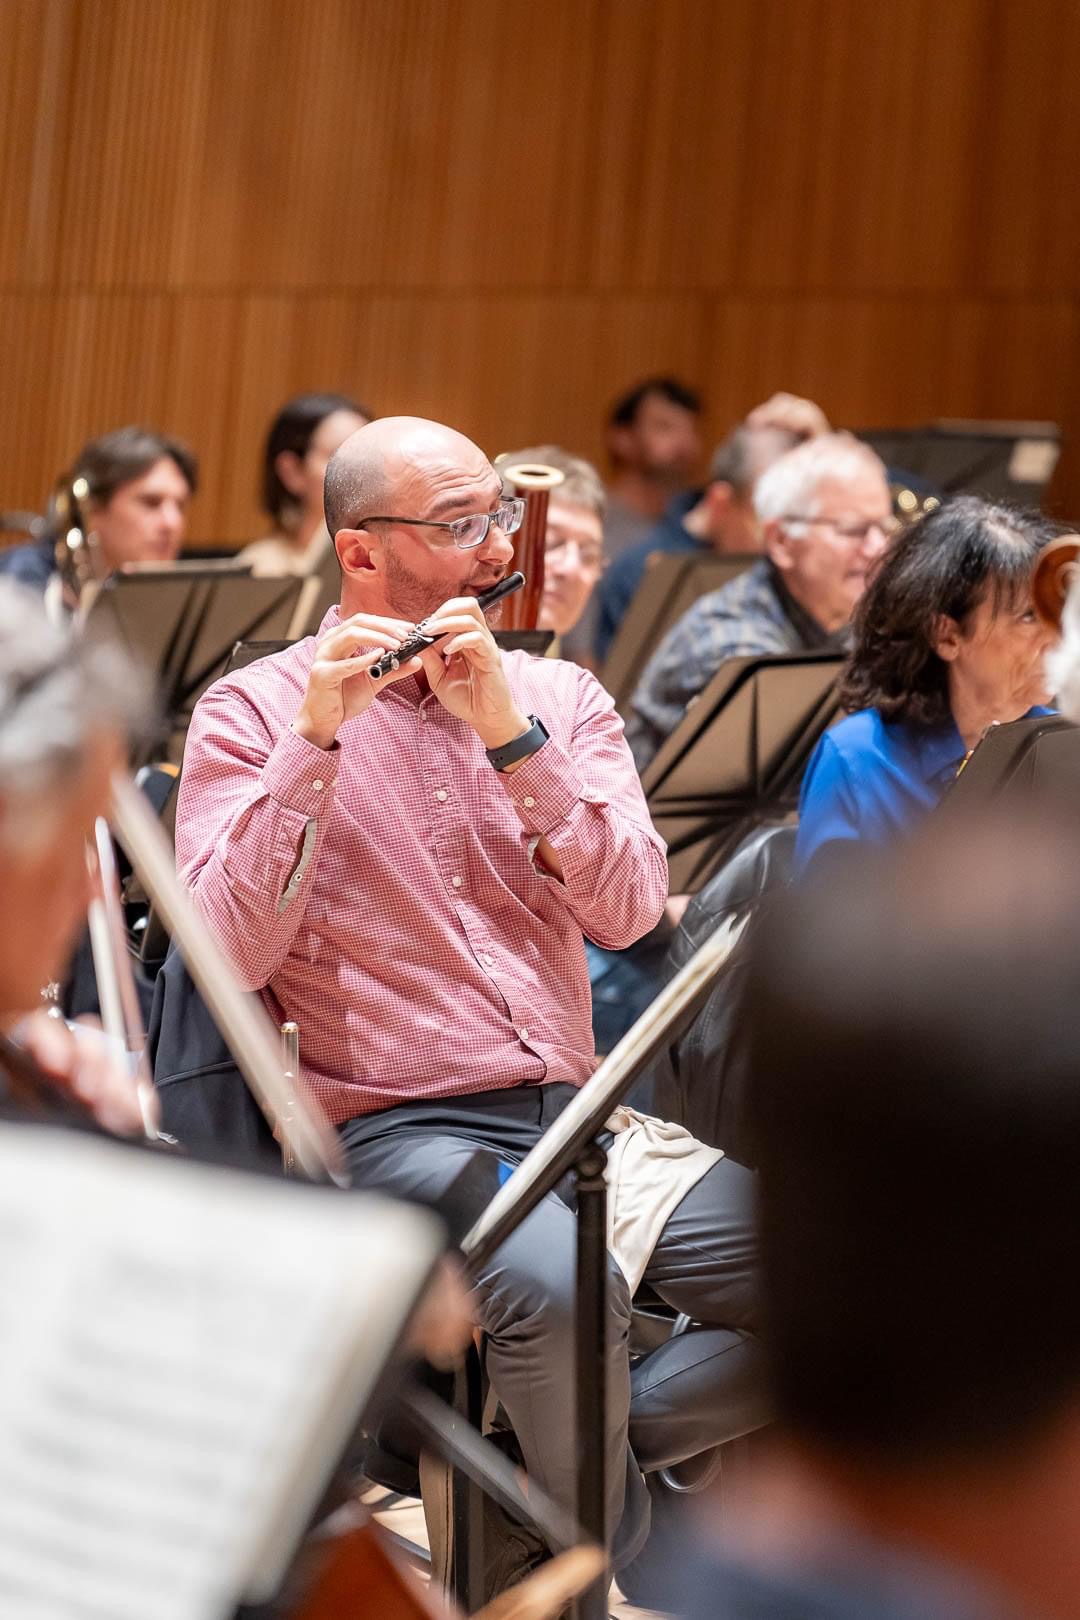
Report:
176,417,761,1598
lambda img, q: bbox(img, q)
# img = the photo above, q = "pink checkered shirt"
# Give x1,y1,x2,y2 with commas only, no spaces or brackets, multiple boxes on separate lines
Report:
175,610,668,1124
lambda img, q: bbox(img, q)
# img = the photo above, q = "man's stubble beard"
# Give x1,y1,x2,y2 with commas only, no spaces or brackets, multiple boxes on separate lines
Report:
382,545,505,628
382,545,451,624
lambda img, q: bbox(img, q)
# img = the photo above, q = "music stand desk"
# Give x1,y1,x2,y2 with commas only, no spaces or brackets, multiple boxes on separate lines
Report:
944,713,1080,809
602,552,756,715
83,567,304,764
641,651,844,891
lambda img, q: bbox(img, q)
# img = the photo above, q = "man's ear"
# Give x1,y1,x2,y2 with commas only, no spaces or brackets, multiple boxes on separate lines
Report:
274,448,305,499
703,481,734,527
763,519,793,572
334,527,380,579
933,613,963,663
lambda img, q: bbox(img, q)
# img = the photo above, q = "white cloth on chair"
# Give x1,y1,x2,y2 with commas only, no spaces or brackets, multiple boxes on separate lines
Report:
604,1107,723,1294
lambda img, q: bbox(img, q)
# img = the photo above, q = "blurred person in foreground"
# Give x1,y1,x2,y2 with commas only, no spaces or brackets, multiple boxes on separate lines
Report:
675,813,1080,1620
604,376,704,558
496,444,606,658
626,433,894,772
238,391,371,577
0,581,149,1134
796,499,1060,875
0,426,197,598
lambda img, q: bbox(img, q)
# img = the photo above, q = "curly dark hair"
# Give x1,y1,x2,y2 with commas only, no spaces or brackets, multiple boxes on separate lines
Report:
840,497,1063,727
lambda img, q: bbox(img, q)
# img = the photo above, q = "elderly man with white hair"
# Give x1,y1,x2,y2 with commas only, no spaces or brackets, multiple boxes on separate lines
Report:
625,433,895,771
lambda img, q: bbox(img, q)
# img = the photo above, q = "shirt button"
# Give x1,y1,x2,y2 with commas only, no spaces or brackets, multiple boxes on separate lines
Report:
451,875,463,889
522,795,535,808
484,954,494,966
518,1027,529,1041
312,779,324,792
435,789,448,802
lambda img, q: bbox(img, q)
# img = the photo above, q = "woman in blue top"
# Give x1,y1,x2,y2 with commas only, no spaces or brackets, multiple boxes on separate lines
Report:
796,498,1061,873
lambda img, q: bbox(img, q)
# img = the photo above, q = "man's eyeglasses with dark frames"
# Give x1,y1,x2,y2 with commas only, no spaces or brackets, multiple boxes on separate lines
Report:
355,497,525,551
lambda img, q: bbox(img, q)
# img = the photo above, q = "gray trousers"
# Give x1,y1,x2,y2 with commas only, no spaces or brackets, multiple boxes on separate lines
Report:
340,1082,764,1563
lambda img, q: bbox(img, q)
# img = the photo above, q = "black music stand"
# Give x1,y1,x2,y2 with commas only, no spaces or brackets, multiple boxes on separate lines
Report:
82,565,304,765
602,552,757,715
943,713,1080,809
642,651,845,892
858,420,1061,506
459,918,747,1620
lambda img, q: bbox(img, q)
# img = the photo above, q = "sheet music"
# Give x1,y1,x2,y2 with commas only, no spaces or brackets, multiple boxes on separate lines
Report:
0,1123,442,1620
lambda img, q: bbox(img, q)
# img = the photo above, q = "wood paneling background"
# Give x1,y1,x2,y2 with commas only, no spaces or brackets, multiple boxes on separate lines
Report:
2,0,1079,543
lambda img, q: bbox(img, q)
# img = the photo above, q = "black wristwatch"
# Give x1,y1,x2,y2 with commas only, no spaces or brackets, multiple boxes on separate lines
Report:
486,715,550,771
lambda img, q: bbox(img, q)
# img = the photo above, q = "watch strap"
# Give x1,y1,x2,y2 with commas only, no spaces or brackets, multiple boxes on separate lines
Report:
486,715,549,771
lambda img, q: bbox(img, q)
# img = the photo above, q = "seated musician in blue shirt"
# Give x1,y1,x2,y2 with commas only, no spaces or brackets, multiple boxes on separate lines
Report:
796,497,1061,874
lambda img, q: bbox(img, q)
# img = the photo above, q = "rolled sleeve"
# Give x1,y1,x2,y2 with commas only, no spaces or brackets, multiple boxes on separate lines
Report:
499,735,585,836
497,673,667,949
260,724,341,815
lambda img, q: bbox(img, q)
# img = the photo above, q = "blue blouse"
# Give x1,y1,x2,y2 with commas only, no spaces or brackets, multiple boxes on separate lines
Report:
795,706,1054,874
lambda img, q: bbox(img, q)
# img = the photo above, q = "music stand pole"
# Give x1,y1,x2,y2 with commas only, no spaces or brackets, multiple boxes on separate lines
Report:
461,916,747,1609
573,1141,609,1620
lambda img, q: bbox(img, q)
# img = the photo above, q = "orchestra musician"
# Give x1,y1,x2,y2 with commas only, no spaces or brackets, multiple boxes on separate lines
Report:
625,432,894,772
175,415,762,1599
796,498,1061,874
0,426,197,598
238,392,372,578
495,444,607,648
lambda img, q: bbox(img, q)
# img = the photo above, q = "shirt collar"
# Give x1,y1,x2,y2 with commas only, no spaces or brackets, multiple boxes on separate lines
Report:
765,561,846,651
908,716,968,787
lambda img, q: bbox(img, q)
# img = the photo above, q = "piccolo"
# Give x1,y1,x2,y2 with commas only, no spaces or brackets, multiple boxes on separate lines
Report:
368,570,526,680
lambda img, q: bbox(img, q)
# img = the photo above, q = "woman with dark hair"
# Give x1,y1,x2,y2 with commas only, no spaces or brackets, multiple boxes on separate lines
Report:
795,497,1060,872
0,425,198,596
238,391,370,576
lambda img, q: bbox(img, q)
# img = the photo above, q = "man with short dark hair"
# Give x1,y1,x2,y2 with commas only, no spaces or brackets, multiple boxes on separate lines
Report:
675,813,1080,1620
604,376,703,558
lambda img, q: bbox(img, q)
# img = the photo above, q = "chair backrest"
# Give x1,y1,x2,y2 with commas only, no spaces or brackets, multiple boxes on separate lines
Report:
147,940,281,1168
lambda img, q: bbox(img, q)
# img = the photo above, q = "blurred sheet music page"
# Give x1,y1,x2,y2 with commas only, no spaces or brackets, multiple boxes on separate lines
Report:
0,1123,442,1620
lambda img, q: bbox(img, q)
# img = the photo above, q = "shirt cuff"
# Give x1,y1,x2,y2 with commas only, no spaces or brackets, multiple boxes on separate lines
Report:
260,725,340,817
498,735,605,835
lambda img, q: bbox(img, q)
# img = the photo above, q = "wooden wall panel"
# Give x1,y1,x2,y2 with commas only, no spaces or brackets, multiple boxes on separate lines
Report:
1,0,1079,542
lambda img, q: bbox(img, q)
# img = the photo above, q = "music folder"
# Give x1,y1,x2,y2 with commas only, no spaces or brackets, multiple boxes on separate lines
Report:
641,651,845,891
81,565,305,763
0,1121,443,1620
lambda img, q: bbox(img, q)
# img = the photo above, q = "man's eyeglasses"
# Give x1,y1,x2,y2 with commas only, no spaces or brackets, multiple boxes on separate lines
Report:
781,513,900,543
357,497,525,551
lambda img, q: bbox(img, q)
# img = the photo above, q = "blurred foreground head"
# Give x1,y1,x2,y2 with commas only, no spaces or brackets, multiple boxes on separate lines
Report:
744,810,1080,1471
0,582,144,1018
